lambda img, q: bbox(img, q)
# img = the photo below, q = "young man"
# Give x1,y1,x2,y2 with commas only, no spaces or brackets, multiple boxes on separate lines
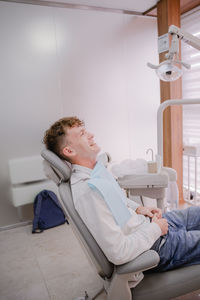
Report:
44,117,200,271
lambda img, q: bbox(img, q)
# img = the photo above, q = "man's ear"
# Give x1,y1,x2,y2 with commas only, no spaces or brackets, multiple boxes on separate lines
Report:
62,146,76,159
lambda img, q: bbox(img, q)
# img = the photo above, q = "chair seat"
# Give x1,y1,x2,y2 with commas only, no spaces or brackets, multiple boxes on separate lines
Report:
132,264,200,300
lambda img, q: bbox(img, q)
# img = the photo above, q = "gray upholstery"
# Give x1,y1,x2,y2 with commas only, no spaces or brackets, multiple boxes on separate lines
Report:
133,264,200,300
116,250,159,275
41,149,200,300
42,149,71,182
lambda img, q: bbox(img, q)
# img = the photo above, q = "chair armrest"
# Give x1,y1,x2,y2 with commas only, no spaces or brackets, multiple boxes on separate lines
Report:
116,250,160,275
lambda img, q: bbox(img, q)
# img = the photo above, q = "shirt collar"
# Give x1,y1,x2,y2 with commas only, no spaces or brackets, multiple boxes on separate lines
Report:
72,164,93,174
71,164,93,185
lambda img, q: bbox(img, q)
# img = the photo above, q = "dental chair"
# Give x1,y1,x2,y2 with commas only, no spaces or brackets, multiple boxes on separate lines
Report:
41,149,200,300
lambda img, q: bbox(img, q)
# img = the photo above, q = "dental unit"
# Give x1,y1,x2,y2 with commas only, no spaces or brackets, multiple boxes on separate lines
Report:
113,24,200,211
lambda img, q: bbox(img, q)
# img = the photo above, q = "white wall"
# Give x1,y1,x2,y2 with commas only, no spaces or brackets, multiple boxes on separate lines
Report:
0,2,159,226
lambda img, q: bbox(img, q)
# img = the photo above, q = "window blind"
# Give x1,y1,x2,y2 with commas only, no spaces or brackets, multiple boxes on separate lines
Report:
181,7,200,197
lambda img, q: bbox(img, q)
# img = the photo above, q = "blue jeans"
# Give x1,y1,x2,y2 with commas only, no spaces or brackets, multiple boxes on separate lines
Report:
151,206,200,272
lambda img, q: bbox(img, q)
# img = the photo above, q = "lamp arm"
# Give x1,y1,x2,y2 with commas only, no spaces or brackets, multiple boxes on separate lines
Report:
168,25,200,51
157,98,200,165
174,59,191,69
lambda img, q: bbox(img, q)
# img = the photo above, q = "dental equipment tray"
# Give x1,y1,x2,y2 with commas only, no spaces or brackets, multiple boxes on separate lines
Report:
117,172,168,189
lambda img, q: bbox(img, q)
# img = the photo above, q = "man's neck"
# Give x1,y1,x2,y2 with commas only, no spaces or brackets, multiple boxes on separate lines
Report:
72,158,97,169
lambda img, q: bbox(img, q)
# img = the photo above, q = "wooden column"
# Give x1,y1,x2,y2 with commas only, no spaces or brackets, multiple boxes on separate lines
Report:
157,0,183,203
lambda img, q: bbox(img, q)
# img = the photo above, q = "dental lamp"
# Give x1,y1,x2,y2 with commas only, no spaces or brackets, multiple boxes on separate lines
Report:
148,25,200,81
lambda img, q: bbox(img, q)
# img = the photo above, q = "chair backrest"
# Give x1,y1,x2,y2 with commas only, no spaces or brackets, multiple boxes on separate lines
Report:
41,149,114,279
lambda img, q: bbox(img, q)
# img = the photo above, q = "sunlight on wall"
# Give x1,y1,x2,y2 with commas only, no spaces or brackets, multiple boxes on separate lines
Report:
30,25,56,53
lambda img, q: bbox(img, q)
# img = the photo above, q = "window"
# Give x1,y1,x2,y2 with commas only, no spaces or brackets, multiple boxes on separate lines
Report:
181,7,200,200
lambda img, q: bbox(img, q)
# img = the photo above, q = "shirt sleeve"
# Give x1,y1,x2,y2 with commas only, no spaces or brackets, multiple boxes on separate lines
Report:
126,197,140,211
72,183,161,265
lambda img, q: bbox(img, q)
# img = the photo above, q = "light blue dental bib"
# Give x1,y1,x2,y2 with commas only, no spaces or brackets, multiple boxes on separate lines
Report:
88,162,131,227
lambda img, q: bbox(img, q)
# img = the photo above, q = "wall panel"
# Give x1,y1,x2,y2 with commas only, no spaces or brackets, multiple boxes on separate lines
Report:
0,2,159,226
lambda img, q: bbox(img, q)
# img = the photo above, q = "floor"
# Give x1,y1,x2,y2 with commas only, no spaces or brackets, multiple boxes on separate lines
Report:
0,223,106,300
0,222,200,300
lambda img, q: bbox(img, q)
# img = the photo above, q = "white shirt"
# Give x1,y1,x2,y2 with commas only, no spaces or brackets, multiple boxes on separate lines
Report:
71,164,161,265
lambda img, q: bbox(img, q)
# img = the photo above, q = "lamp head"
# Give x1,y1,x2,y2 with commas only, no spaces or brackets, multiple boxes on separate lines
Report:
147,59,190,82
156,61,183,82
147,24,199,82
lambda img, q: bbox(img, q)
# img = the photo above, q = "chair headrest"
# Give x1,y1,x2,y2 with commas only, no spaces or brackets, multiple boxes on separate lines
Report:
41,149,111,185
41,149,71,185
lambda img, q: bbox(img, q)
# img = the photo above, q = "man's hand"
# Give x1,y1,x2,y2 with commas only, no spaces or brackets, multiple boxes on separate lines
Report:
136,206,162,219
152,215,168,236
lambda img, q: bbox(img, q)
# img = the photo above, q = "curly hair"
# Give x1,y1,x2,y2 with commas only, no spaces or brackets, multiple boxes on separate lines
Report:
43,117,84,159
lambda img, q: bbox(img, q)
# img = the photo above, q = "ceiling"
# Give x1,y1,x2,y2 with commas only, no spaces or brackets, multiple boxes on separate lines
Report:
4,0,200,15
40,0,158,14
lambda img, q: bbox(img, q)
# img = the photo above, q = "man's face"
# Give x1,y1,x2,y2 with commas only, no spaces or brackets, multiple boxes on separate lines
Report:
63,126,100,162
